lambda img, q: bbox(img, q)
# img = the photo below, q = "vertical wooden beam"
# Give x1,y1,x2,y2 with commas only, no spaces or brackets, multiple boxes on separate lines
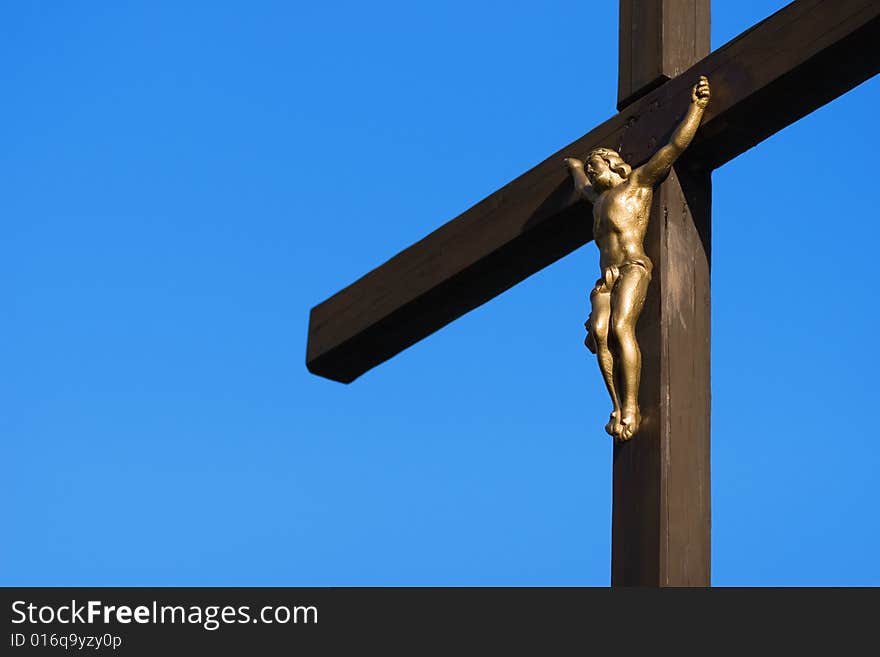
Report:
618,0,711,110
612,2,711,586
611,167,712,586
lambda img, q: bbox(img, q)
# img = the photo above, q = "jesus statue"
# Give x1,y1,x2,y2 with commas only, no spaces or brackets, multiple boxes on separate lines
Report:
564,76,711,441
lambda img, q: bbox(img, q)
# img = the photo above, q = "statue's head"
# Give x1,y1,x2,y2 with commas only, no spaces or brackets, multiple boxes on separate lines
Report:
586,148,631,191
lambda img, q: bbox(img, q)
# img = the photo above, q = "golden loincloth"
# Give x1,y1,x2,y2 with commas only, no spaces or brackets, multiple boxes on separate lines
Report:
590,258,653,297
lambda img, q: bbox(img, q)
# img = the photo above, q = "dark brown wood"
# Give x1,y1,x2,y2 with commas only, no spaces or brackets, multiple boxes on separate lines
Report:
307,0,880,383
618,0,711,110
613,0,711,586
612,166,712,586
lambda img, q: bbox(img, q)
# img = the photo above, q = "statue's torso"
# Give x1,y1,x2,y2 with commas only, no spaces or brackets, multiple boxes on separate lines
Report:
592,181,653,271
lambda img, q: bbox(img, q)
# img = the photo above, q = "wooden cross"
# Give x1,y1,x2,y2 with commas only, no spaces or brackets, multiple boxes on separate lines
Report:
306,0,879,586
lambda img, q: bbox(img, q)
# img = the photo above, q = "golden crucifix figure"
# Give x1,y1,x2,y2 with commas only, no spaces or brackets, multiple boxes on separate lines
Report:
565,76,710,442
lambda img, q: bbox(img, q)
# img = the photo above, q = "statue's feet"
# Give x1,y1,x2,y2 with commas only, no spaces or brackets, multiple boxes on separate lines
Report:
605,410,622,439
618,408,641,441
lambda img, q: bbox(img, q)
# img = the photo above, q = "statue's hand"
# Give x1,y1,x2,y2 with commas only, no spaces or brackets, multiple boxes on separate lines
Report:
692,76,710,109
564,157,584,170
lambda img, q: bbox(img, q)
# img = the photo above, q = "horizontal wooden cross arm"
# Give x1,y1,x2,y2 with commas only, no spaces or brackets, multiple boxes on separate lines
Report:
307,0,879,383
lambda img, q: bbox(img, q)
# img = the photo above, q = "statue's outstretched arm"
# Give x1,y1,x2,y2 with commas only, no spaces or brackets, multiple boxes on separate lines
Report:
634,76,710,187
564,158,599,204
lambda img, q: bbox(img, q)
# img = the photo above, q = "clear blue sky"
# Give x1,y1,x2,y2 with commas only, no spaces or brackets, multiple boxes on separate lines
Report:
2,1,878,586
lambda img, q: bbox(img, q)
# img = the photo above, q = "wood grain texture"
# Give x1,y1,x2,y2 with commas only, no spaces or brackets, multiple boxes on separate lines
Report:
307,0,880,383
612,0,710,587
618,0,712,110
611,166,711,586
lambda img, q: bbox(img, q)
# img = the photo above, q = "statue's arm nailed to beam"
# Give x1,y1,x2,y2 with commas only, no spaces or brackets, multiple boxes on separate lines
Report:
566,76,711,203
633,75,712,186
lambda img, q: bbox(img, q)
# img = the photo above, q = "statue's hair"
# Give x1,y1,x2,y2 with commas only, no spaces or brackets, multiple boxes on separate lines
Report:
588,147,631,179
